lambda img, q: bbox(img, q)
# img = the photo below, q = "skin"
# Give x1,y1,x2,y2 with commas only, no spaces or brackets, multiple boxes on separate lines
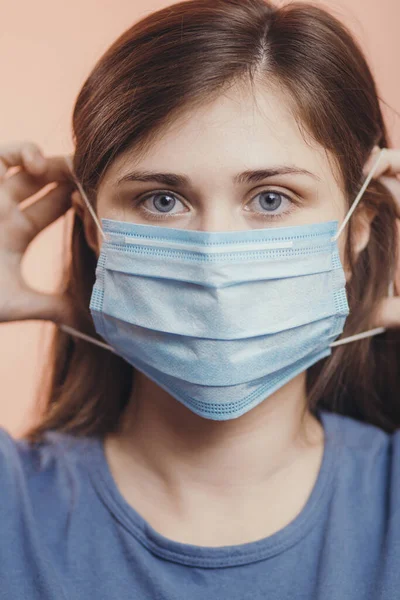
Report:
1,82,399,546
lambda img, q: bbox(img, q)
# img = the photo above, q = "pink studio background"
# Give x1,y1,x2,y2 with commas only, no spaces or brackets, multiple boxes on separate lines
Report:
1,0,399,436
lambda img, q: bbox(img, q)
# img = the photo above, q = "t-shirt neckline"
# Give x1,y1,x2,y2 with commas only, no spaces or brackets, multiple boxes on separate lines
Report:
82,408,342,568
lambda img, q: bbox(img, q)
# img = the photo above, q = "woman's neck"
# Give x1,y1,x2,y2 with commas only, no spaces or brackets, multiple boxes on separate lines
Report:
103,371,324,546
118,371,320,485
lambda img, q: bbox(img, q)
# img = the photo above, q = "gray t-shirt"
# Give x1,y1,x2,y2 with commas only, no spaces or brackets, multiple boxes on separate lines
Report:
0,408,399,599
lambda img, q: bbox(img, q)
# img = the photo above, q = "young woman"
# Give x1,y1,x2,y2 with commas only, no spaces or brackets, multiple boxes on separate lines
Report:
1,0,400,598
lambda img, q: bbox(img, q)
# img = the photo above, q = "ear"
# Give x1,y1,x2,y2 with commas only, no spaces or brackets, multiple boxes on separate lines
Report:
71,190,100,256
343,204,376,281
351,204,376,256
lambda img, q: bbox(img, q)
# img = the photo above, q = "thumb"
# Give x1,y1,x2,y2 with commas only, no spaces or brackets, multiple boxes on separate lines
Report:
13,288,75,326
374,296,400,329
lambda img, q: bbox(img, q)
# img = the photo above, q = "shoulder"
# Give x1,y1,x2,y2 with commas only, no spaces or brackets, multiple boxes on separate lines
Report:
0,426,102,595
321,409,396,471
321,410,400,518
320,411,400,589
0,424,97,542
0,424,91,486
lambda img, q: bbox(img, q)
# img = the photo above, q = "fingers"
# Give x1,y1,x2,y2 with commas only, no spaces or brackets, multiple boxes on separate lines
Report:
36,154,75,184
2,167,74,205
20,182,74,243
374,297,400,330
378,175,400,216
0,141,75,191
0,142,76,220
0,141,47,180
10,286,75,325
363,146,400,179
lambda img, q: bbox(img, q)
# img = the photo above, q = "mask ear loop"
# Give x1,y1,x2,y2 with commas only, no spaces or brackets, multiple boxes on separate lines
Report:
57,156,116,353
63,156,108,242
330,147,393,348
331,148,387,243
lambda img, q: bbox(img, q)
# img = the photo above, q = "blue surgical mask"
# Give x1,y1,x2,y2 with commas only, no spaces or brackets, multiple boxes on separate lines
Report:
61,149,389,420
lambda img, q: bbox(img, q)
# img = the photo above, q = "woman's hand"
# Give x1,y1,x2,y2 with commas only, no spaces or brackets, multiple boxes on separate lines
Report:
363,146,400,328
0,141,75,325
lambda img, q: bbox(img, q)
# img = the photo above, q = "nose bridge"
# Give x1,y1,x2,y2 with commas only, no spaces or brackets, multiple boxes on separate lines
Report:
196,196,250,232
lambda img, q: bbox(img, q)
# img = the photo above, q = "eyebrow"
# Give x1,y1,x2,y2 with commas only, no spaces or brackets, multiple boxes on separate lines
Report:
116,166,321,187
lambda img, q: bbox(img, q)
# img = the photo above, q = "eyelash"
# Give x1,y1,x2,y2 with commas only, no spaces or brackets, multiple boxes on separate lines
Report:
135,189,299,221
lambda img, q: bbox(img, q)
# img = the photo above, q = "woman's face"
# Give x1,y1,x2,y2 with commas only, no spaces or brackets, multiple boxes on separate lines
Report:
92,82,351,258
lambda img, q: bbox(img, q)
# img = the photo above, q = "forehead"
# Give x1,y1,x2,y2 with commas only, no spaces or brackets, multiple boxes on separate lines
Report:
101,81,340,192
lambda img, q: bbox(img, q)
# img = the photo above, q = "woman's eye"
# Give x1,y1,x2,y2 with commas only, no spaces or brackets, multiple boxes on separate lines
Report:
139,191,187,217
246,191,293,217
137,189,295,220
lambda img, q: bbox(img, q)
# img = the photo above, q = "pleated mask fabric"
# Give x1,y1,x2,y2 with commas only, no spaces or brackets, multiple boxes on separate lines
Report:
89,219,348,420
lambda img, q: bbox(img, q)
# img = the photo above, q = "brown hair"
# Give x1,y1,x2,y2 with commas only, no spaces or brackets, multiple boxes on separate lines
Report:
23,0,400,443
